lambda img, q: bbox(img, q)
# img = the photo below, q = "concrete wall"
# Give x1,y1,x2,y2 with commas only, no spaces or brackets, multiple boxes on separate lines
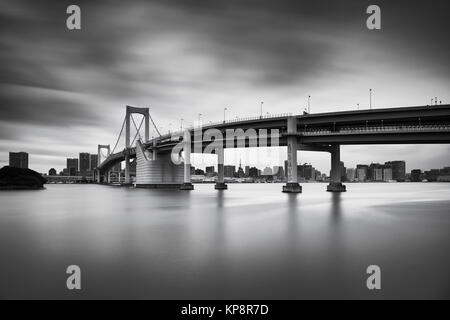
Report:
135,142,184,185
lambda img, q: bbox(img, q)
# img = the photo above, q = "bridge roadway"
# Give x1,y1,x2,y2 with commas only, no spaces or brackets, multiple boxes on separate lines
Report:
96,104,450,192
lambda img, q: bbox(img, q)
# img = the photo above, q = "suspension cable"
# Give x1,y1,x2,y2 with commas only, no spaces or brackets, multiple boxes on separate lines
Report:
149,112,161,137
131,114,143,142
131,116,145,146
111,116,126,154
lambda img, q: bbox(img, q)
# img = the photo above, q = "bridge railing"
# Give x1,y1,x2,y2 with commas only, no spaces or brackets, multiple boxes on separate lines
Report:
156,113,293,140
301,124,450,136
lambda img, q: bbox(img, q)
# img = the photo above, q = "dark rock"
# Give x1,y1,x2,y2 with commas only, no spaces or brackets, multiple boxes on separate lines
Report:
0,166,47,190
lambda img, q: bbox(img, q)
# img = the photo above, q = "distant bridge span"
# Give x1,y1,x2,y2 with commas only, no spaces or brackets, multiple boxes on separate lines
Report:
96,104,450,192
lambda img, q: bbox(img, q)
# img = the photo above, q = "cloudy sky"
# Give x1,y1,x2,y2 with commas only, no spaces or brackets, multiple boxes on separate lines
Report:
0,0,449,173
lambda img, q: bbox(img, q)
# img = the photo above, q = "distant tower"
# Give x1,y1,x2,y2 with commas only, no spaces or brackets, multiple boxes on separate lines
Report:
237,158,245,178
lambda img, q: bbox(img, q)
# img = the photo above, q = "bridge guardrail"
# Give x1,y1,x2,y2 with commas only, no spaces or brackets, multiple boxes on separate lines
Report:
301,124,450,136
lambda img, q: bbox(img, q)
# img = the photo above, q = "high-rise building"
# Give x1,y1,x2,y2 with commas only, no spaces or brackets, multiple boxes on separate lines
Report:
346,168,356,181
383,168,393,181
340,161,346,182
90,154,98,170
356,164,369,182
424,169,440,182
79,153,90,174
224,165,236,177
67,158,78,176
9,152,29,169
298,164,315,181
410,169,422,182
205,166,215,176
315,170,323,181
369,163,383,181
274,166,285,179
262,167,273,176
385,161,406,181
249,166,259,178
374,168,383,181
245,165,250,177
237,166,245,178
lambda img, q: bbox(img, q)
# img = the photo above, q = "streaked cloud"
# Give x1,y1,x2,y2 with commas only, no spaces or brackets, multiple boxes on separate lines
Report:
0,0,448,172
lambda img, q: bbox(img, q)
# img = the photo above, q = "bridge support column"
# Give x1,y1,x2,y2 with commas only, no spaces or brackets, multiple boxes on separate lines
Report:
327,144,346,192
180,130,194,190
215,147,227,190
283,117,302,193
125,154,131,184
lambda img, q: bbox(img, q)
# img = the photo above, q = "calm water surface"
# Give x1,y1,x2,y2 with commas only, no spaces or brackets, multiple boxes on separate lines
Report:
0,183,449,299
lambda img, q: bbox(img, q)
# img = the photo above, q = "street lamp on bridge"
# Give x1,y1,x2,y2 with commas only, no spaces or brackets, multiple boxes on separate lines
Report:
223,107,228,123
180,118,184,131
260,101,264,119
308,95,311,113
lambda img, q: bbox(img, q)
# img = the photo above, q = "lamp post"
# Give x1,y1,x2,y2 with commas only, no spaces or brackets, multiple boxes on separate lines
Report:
223,108,228,123
198,113,202,123
260,101,263,119
180,118,184,131
357,103,360,110
369,89,372,109
308,95,311,113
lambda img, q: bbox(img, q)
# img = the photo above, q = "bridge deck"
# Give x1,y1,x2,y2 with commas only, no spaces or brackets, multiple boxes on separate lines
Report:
97,104,450,172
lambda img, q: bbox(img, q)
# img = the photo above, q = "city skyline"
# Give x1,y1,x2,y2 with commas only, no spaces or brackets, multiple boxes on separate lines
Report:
5,146,450,177
14,147,447,183
0,0,449,173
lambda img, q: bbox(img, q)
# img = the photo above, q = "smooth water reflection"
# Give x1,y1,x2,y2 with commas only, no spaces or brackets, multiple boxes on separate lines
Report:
0,183,449,299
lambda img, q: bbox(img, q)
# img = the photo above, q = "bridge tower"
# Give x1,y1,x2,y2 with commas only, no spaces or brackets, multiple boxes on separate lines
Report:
327,144,346,192
97,144,110,183
125,106,150,184
283,116,302,193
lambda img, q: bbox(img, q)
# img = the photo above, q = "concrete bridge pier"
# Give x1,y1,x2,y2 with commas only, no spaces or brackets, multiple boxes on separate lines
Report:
215,147,227,190
283,117,302,193
124,154,131,184
327,144,346,192
180,130,194,190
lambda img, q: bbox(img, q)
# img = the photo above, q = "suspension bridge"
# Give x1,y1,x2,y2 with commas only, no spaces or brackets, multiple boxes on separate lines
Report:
95,104,450,192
